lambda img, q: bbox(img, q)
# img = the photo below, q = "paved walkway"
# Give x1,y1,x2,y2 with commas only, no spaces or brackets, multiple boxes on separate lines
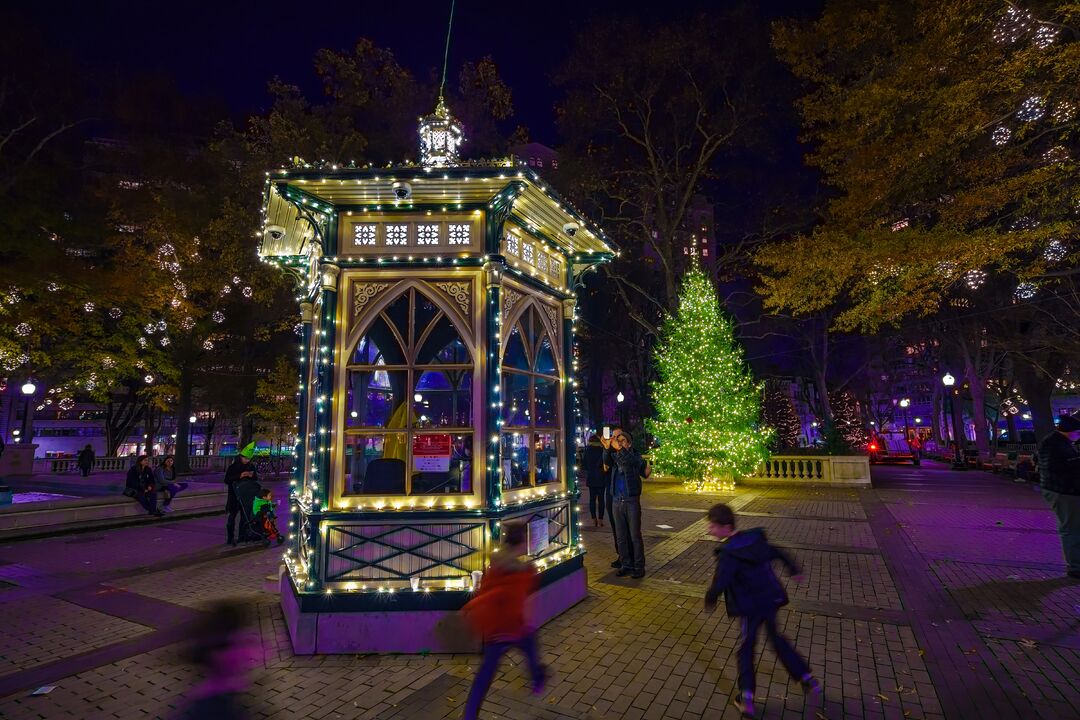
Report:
0,465,1077,719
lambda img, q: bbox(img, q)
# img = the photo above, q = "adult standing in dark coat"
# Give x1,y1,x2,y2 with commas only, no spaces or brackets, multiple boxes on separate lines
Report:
77,444,95,477
608,431,650,579
224,444,258,546
583,435,607,527
1038,414,1080,579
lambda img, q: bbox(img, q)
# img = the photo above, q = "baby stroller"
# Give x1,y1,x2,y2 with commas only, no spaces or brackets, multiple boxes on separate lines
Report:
233,479,271,545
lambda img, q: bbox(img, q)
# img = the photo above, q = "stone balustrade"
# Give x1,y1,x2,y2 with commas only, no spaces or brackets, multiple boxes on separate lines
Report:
741,454,871,487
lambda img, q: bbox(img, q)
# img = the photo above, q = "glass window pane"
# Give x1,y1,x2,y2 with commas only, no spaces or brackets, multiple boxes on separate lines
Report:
352,315,406,365
503,325,529,370
411,433,471,494
504,372,530,426
529,307,544,347
534,336,558,375
501,432,529,489
382,292,410,347
412,295,440,347
417,314,470,364
534,432,558,485
345,434,406,495
346,370,408,428
413,370,472,428
533,376,558,426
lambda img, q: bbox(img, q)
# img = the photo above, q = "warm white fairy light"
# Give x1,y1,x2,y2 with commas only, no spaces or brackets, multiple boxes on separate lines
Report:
992,126,1011,146
1017,95,1046,122
964,269,987,290
14,322,31,337
1014,281,1037,300
1044,239,1067,262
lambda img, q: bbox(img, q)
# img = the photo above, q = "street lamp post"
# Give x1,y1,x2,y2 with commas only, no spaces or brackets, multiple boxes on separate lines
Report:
188,415,197,460
899,397,911,438
20,379,36,444
942,373,965,470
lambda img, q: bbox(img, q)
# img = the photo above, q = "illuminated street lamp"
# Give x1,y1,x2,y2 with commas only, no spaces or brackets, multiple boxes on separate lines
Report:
899,397,911,437
616,392,625,403
21,380,36,395
942,373,965,470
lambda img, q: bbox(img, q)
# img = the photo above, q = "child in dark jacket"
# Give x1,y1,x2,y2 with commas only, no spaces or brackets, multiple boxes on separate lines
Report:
704,503,820,718
461,522,547,719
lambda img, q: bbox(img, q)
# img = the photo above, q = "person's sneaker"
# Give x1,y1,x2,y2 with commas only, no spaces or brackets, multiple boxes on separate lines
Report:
733,692,755,718
800,675,822,694
631,570,645,579
610,560,622,569
532,666,549,696
615,568,631,577
152,511,165,517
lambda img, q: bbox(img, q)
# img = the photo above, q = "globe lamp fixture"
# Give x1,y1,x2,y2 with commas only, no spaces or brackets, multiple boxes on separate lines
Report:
21,380,36,396
942,373,956,387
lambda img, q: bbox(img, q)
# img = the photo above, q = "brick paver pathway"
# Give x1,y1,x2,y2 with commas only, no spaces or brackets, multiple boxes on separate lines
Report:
0,465,1077,719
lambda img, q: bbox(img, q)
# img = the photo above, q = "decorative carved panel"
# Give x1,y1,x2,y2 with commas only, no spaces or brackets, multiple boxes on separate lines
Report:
431,280,472,319
542,304,561,339
353,282,392,319
502,288,524,327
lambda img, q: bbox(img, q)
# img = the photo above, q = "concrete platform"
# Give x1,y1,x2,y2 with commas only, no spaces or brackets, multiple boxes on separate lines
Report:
281,561,589,654
0,486,227,540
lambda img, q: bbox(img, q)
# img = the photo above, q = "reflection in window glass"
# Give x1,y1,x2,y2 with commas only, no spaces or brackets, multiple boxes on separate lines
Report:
534,337,558,375
345,434,406,494
413,296,439,342
346,370,408,428
412,433,471,494
504,372,530,426
534,433,558,485
417,314,469,364
413,370,471,427
503,326,530,370
501,432,529,489
353,316,406,365
533,376,558,426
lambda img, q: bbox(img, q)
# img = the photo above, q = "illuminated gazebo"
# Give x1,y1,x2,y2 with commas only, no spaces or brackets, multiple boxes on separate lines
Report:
259,101,615,653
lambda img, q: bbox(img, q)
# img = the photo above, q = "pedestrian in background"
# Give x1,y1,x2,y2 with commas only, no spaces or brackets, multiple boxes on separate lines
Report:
1038,414,1080,580
461,522,547,719
125,455,162,516
608,429,650,579
224,444,258,545
704,503,819,719
77,444,95,477
600,427,624,567
584,434,607,527
153,455,189,514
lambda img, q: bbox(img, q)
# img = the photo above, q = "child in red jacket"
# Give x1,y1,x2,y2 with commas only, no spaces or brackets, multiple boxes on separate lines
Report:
461,522,547,719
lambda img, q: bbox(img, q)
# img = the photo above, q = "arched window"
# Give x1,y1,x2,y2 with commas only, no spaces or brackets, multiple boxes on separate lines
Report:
500,304,560,490
344,287,472,496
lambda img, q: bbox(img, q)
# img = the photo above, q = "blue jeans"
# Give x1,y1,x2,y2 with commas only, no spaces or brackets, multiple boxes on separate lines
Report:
463,633,545,719
737,612,810,695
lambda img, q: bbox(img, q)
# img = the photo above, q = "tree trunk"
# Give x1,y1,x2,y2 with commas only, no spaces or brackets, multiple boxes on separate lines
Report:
105,392,145,457
174,364,193,473
965,378,991,457
1013,359,1056,441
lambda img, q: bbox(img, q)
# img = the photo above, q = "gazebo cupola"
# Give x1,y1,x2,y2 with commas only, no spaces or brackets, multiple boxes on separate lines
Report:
258,97,615,655
418,96,464,168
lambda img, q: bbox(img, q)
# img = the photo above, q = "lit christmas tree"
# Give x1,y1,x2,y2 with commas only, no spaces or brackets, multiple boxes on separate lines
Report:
762,380,801,450
825,390,866,452
648,263,772,490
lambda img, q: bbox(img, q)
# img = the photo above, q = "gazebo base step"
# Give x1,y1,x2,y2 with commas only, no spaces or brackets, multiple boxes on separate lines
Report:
281,564,588,654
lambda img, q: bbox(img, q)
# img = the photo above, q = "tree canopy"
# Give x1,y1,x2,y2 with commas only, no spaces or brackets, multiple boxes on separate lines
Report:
761,1,1080,331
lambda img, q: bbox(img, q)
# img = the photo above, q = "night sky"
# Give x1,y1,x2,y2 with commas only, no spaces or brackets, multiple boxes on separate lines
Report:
21,0,818,144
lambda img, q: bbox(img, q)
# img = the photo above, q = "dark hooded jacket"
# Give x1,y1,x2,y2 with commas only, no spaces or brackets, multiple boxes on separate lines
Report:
583,439,607,489
705,528,799,617
1038,431,1080,495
